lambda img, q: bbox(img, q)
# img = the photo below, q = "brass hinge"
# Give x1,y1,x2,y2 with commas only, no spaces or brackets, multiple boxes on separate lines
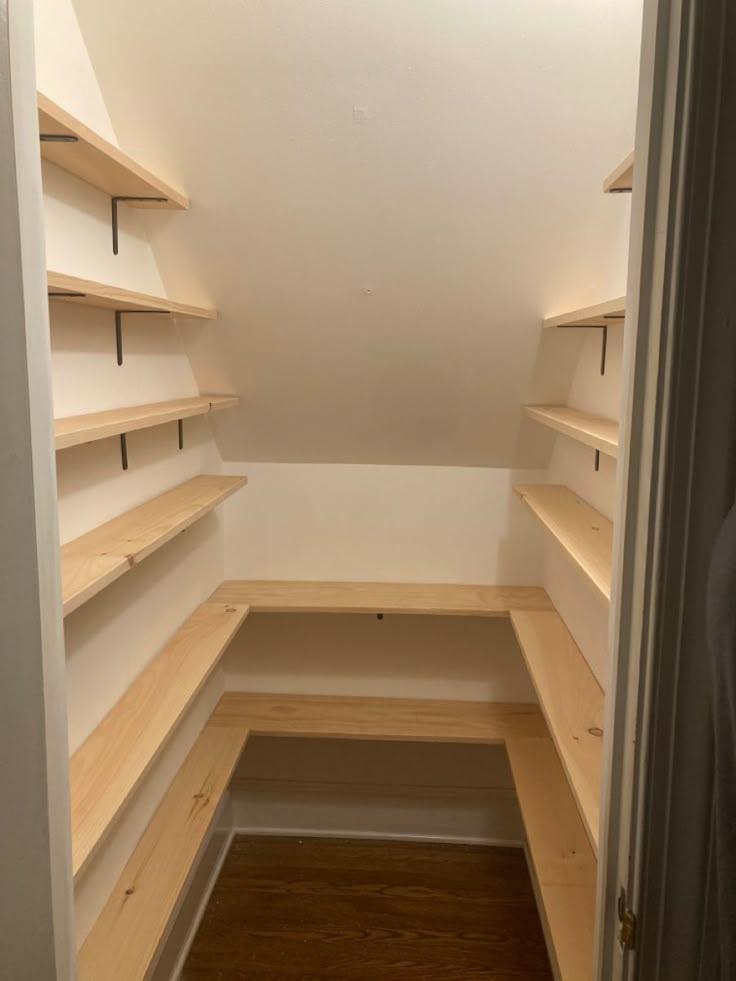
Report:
618,887,637,951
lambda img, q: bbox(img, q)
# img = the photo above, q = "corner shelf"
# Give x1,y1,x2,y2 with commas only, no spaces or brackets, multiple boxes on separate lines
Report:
62,475,247,617
47,270,216,320
38,93,189,209
70,600,249,880
524,405,619,459
211,580,553,616
510,610,604,854
543,297,626,330
514,484,613,601
603,151,634,193
55,395,238,451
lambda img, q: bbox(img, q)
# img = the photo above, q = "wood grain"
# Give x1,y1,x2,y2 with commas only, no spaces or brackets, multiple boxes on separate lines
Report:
210,692,547,743
514,484,613,601
602,151,634,193
62,475,247,616
55,395,238,450
543,296,626,330
210,580,553,616
70,603,249,879
524,405,619,459
506,735,597,981
77,724,248,980
510,610,604,854
182,836,553,980
47,270,215,319
38,93,189,208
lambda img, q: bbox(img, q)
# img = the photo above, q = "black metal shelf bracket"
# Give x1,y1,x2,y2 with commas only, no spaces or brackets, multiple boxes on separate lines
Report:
120,433,128,471
559,322,613,375
595,449,601,472
178,419,184,451
111,196,168,255
48,291,87,300
39,134,79,143
114,309,170,366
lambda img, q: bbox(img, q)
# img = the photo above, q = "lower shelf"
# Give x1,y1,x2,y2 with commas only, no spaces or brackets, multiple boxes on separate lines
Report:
79,692,596,981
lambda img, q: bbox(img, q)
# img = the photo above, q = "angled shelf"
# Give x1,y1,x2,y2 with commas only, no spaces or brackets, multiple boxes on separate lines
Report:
70,601,249,880
55,395,238,451
38,93,189,209
524,405,619,459
510,610,604,854
543,296,626,330
603,151,634,193
62,475,247,617
210,580,553,616
77,721,247,980
47,271,216,320
506,734,597,981
514,484,613,602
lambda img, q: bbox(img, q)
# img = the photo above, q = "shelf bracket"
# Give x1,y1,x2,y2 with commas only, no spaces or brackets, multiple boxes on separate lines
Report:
48,291,87,299
178,419,184,451
595,449,601,472
39,134,79,143
111,196,168,255
120,433,129,471
114,309,170,366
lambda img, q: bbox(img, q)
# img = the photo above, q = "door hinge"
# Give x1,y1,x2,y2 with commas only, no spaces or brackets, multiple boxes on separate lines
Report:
618,886,637,951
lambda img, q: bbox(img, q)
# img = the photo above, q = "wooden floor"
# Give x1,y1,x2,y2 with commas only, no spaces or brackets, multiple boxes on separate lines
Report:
182,836,553,980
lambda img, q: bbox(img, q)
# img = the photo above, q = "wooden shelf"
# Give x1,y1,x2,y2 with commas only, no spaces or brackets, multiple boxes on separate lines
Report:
211,692,547,743
210,580,553,616
55,395,238,451
47,271,216,319
543,296,626,330
510,610,604,854
514,485,613,601
603,151,634,193
506,734,596,981
77,721,247,980
70,601,249,880
38,93,189,209
62,475,247,617
524,405,619,458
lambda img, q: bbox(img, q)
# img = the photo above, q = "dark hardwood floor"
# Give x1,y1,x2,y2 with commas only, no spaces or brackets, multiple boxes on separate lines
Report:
181,835,553,980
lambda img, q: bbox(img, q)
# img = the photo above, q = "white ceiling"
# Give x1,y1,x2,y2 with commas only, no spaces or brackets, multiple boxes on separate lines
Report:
72,0,641,466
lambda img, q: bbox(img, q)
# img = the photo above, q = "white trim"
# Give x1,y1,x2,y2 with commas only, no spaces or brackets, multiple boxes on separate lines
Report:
230,825,525,849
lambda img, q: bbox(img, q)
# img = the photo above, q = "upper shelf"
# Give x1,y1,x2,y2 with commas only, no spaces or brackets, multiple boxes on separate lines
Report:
38,93,189,209
47,271,216,320
524,405,619,458
514,484,613,602
211,580,554,616
543,296,626,330
603,151,634,193
55,395,238,451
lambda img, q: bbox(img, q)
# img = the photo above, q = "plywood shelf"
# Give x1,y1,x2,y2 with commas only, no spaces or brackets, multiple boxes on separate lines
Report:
524,405,619,458
55,395,238,451
603,151,634,193
210,580,553,616
77,720,247,980
62,475,247,617
510,610,604,854
70,601,249,880
47,270,216,319
514,484,613,601
506,735,597,981
543,296,626,330
38,93,189,209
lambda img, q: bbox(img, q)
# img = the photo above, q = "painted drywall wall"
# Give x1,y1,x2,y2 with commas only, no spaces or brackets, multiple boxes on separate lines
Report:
72,0,641,466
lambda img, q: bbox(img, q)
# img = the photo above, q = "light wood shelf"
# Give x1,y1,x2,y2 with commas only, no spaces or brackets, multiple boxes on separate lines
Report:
514,484,613,601
47,271,216,319
38,93,189,209
506,734,597,981
603,151,634,193
211,580,553,616
62,475,247,617
55,395,238,451
70,601,249,880
524,405,619,458
543,296,626,330
77,721,247,980
510,610,604,854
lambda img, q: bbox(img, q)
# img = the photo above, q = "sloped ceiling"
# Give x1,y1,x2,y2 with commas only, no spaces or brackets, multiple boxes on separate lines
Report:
71,0,641,465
